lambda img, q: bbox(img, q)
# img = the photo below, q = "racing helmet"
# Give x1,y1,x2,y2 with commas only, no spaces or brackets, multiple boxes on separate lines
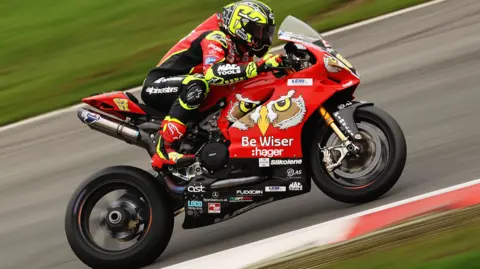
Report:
221,0,276,57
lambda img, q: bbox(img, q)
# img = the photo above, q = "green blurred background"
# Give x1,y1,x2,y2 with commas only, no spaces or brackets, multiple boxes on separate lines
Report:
0,0,429,126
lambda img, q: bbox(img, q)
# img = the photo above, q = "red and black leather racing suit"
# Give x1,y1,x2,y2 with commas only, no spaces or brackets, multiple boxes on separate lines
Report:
140,13,268,168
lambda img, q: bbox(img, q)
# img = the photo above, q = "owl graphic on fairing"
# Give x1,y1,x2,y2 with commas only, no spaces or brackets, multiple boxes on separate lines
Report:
230,90,306,135
226,94,261,130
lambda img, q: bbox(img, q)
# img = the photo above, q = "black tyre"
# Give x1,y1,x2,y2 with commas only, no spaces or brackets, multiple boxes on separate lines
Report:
65,165,174,269
310,105,407,204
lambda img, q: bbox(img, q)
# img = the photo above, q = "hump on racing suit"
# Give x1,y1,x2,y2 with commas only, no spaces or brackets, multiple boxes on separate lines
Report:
147,13,259,86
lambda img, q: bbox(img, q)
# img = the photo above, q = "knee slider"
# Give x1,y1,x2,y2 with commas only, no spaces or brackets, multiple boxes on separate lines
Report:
181,80,208,106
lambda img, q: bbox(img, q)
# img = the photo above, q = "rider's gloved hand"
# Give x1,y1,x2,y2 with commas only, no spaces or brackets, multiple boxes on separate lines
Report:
257,54,284,73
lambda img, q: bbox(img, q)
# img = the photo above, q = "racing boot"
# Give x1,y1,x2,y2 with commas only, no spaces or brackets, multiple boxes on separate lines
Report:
151,117,195,170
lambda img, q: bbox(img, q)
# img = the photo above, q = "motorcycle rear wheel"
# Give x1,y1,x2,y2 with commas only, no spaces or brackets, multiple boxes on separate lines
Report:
310,105,407,204
64,165,174,269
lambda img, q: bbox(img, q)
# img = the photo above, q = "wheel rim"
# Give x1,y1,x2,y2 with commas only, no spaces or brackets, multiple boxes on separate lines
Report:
320,121,390,188
77,181,153,253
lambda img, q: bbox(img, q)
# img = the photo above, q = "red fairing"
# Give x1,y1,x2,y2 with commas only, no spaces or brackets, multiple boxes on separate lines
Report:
211,37,360,159
225,73,336,159
82,91,146,119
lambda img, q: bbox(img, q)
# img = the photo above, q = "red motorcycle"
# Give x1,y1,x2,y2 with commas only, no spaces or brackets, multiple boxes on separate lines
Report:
65,16,407,269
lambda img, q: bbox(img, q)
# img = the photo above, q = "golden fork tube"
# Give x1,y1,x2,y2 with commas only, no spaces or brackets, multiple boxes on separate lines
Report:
319,106,348,142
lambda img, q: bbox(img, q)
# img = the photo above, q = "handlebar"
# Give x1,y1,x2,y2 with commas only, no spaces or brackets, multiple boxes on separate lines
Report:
264,57,296,72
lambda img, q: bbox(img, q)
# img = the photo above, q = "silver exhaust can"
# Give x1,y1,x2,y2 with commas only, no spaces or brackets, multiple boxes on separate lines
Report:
77,108,141,145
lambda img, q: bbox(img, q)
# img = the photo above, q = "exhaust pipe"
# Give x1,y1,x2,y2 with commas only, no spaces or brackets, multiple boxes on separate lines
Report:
77,108,145,148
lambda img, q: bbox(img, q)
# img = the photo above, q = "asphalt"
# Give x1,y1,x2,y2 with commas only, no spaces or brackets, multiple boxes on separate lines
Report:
1,0,480,268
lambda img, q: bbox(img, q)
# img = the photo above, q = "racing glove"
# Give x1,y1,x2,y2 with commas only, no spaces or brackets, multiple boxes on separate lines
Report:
256,54,284,73
205,54,283,85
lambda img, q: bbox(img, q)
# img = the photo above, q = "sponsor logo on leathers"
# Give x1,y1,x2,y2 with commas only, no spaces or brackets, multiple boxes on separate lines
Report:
145,87,178,94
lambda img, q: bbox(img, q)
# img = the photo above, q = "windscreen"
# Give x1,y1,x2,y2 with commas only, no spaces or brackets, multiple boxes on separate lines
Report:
278,15,324,44
278,15,360,78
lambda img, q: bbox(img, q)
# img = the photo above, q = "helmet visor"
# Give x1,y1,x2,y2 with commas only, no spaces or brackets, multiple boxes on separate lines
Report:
247,22,276,50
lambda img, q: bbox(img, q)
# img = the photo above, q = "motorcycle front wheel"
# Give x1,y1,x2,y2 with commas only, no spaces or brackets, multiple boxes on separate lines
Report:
310,105,407,204
64,166,174,269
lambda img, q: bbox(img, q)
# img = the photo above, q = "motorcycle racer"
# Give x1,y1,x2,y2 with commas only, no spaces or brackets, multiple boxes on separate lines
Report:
140,0,282,170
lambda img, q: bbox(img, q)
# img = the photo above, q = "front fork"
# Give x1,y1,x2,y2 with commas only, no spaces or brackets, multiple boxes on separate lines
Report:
318,106,361,171
319,106,349,142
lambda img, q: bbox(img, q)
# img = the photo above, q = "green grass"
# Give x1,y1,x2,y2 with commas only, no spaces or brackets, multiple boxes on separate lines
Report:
327,223,480,269
0,0,430,126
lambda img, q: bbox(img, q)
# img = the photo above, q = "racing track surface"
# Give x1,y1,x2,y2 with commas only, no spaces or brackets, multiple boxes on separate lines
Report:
1,1,480,268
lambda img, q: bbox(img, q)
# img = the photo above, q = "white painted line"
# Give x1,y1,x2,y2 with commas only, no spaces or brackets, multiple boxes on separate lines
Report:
0,0,448,133
163,218,356,269
163,177,480,269
328,178,480,220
